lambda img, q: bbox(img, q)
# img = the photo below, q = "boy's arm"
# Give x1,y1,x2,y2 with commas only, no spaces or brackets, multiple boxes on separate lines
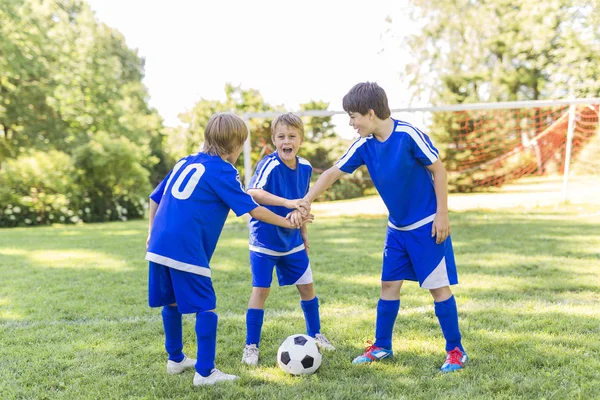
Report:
147,199,159,248
303,166,345,203
247,189,310,214
300,224,309,255
426,160,450,244
249,206,312,229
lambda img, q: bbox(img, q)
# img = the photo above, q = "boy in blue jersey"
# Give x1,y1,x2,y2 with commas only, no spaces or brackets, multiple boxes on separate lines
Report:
146,113,312,386
303,83,467,372
241,113,335,366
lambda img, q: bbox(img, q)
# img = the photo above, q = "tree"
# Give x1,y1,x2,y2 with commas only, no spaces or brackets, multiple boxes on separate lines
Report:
384,0,600,190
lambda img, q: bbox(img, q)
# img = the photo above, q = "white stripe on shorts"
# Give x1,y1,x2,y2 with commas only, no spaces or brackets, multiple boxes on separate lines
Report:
293,263,313,285
249,243,306,257
421,256,450,289
387,213,436,231
145,252,212,278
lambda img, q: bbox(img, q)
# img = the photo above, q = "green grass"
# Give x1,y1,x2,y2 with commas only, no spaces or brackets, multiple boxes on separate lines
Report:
1,204,599,399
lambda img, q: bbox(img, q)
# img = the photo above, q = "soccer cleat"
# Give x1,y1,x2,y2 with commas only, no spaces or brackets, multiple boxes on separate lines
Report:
314,333,336,351
166,355,196,374
193,369,239,386
352,340,393,364
241,344,260,366
440,347,468,373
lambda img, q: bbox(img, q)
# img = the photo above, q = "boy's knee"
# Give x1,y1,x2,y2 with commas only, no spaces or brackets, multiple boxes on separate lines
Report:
252,287,270,300
296,283,315,298
380,280,403,299
430,286,452,303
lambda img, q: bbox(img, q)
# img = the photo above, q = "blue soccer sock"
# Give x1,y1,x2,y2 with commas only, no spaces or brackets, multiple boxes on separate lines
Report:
374,298,400,350
300,297,320,337
246,308,265,346
161,305,184,362
434,295,464,352
195,311,218,377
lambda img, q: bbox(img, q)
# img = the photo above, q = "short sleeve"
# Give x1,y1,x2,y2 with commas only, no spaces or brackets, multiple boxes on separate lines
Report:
405,126,439,166
334,138,367,174
211,164,259,216
248,156,279,190
149,172,171,204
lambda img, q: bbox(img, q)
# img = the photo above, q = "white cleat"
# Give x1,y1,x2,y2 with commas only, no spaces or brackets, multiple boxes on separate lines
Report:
315,333,336,351
241,344,260,366
166,356,196,374
193,369,239,386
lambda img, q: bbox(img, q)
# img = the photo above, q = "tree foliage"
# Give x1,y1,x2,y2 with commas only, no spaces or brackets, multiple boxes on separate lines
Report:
399,0,600,104
0,0,167,225
387,0,600,191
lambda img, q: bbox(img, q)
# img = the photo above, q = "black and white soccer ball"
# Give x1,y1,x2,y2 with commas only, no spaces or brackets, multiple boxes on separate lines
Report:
277,334,322,375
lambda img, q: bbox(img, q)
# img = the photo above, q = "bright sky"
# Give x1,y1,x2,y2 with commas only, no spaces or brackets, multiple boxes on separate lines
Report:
87,0,416,138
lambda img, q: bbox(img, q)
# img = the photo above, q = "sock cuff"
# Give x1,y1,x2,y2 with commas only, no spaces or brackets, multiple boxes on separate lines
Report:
162,305,181,317
378,298,400,312
246,308,265,321
434,295,456,316
300,296,319,308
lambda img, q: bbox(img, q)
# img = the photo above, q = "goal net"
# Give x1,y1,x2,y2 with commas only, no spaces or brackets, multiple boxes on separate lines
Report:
243,99,600,197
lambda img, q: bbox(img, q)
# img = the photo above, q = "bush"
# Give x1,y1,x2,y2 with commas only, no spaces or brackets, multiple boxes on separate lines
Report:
72,133,152,222
0,151,81,227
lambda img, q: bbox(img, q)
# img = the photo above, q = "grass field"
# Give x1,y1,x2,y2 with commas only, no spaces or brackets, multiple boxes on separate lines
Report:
1,200,600,399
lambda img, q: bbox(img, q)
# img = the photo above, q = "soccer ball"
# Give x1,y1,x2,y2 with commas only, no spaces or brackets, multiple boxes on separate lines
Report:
277,334,322,375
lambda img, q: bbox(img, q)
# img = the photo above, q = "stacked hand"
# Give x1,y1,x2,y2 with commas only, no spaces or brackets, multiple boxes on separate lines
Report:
284,199,311,217
286,209,314,228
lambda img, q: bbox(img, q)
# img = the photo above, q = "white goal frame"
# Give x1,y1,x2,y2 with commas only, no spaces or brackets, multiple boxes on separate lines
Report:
242,98,600,202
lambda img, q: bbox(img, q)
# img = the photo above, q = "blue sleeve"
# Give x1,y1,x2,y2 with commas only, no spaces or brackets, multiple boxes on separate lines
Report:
406,127,439,166
149,172,171,204
211,164,259,217
248,156,277,190
334,138,366,174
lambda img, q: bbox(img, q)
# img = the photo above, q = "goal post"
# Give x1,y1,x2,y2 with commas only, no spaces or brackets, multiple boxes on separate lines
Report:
242,98,600,201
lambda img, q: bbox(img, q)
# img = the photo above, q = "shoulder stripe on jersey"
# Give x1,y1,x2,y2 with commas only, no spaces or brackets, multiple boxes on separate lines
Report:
298,157,312,167
145,252,211,278
254,158,280,189
335,137,368,168
396,123,438,163
252,156,278,187
396,122,439,159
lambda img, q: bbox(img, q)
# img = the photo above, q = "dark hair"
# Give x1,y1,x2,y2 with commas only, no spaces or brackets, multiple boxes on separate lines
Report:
342,82,391,120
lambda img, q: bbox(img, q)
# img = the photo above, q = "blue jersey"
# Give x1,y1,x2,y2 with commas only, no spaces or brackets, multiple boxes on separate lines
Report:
146,152,258,278
335,119,439,229
248,152,312,254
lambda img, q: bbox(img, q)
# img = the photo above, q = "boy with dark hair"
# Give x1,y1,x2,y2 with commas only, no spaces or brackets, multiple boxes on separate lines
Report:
146,112,311,386
303,83,467,372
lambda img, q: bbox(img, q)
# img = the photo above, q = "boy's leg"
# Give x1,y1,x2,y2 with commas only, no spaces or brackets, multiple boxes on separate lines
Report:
431,287,464,352
409,228,465,371
374,280,402,349
149,262,195,373
162,304,184,362
243,251,276,366
246,287,269,347
195,310,218,377
298,284,319,337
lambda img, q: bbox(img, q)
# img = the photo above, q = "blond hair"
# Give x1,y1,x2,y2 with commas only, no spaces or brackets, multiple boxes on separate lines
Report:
202,113,248,156
271,112,305,141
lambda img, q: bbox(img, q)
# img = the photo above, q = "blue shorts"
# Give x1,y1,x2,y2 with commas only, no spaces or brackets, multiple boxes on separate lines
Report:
382,222,458,289
250,249,312,288
148,262,216,314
